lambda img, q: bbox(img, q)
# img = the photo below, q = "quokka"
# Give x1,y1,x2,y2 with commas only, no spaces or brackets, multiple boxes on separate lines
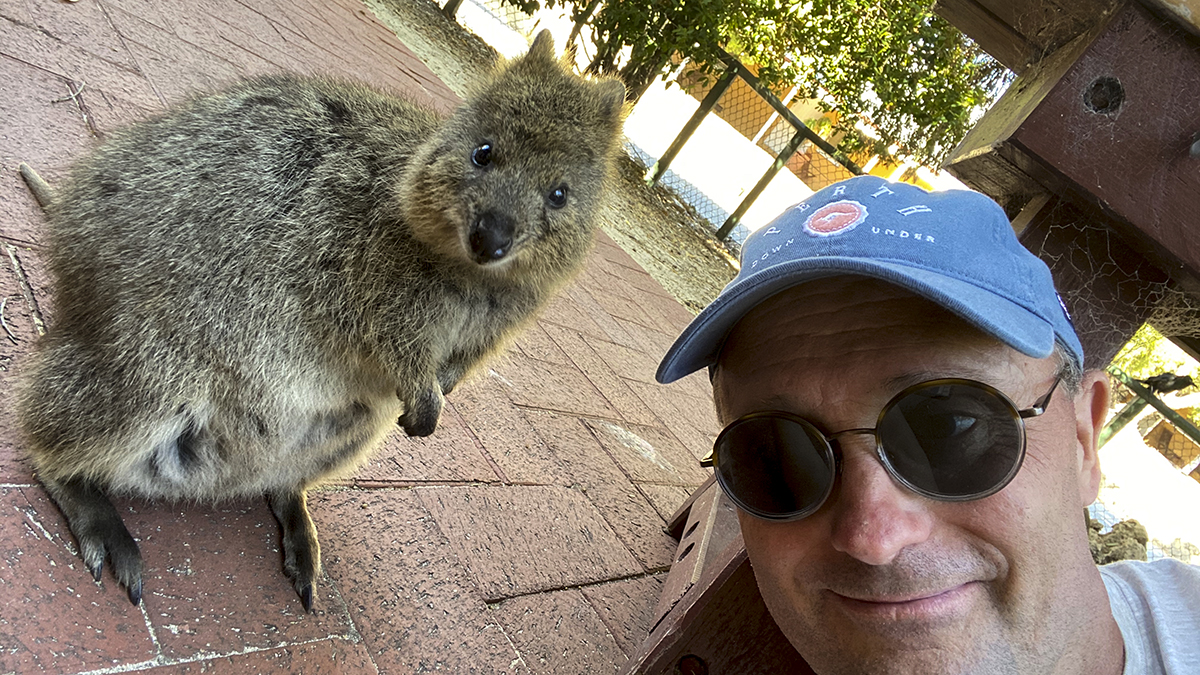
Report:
17,30,626,611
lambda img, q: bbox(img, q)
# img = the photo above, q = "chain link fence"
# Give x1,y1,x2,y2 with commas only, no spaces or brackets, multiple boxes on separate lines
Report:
1142,417,1200,475
640,57,860,245
442,0,537,31
441,0,545,57
1092,371,1200,564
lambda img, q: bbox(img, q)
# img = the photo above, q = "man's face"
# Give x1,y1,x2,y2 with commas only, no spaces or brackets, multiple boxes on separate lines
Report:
713,277,1109,675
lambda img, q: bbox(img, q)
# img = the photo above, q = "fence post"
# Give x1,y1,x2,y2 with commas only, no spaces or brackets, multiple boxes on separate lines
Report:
716,129,807,240
719,48,863,177
443,0,464,19
644,64,740,186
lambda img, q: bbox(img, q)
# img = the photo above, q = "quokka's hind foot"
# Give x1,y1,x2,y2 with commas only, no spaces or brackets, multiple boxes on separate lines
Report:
43,476,144,605
268,488,320,612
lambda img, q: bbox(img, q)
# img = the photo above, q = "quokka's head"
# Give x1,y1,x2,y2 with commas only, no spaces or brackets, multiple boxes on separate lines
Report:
402,30,627,284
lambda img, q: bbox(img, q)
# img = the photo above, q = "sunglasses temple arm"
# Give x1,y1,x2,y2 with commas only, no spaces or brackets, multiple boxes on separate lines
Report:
1018,377,1060,419
700,450,715,468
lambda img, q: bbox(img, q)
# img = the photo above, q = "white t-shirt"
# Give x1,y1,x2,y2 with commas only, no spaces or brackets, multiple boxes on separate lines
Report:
1100,558,1200,675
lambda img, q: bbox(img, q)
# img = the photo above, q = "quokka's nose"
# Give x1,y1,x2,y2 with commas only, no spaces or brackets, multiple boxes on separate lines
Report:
469,211,515,264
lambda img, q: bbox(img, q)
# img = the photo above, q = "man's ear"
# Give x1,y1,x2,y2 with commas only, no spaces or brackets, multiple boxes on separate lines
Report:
1074,370,1111,506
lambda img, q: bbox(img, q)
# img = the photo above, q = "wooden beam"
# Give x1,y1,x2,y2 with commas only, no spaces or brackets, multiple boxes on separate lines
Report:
935,0,1117,72
934,0,1038,72
1017,196,1168,369
1143,0,1200,37
979,0,1118,56
1011,2,1200,295
947,2,1200,304
1169,335,1200,364
943,12,1109,211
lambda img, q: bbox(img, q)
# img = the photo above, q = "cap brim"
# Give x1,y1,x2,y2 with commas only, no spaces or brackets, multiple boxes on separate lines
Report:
655,257,1058,384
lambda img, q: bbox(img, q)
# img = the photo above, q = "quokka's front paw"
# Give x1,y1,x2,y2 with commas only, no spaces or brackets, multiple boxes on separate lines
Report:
398,385,444,437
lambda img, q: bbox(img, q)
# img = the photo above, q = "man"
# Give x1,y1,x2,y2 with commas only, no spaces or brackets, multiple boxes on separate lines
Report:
656,175,1200,674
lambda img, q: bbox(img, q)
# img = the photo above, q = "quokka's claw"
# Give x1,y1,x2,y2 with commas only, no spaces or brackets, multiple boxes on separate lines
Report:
268,489,321,614
89,560,103,583
128,577,143,606
299,584,313,613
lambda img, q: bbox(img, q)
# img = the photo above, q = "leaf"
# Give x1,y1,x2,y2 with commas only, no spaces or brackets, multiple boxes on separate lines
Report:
528,0,1012,168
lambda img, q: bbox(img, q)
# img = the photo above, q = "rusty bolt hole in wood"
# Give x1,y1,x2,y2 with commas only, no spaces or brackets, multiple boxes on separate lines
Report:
1083,76,1124,115
676,654,709,675
678,542,696,562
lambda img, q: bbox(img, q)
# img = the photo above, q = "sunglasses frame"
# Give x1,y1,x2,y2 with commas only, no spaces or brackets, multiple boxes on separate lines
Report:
705,376,1061,521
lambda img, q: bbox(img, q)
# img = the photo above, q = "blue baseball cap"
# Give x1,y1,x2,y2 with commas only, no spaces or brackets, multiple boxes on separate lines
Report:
656,175,1083,384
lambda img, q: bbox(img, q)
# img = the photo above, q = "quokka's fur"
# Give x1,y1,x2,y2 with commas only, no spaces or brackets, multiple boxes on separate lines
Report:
17,30,626,611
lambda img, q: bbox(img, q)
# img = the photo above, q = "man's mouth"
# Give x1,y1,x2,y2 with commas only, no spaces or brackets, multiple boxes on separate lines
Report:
828,581,980,622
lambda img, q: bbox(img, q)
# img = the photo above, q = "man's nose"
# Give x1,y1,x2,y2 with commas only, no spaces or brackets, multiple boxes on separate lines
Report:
828,437,935,565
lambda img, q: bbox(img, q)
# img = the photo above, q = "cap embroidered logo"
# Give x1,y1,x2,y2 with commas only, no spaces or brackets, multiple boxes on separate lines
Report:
803,200,868,237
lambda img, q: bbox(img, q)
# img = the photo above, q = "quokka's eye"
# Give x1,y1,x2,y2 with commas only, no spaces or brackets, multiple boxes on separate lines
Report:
547,184,568,208
471,143,493,167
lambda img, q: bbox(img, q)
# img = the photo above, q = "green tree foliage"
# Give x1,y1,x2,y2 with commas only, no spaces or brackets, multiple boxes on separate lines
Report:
512,0,1010,168
1112,324,1197,383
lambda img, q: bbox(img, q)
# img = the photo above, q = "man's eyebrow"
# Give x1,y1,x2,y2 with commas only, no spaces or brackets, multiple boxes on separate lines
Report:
752,393,797,412
883,367,996,391
740,367,1003,416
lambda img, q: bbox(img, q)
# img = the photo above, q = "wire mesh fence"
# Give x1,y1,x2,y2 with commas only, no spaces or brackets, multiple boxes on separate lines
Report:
1088,500,1199,563
1142,417,1200,474
1091,373,1200,565
640,58,860,244
442,0,533,29
440,0,545,57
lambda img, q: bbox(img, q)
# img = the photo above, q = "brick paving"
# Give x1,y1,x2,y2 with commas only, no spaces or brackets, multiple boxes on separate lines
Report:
0,0,717,672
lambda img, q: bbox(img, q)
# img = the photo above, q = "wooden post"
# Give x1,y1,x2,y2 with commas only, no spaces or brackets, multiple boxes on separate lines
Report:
945,2,1200,298
442,0,464,19
1017,196,1168,370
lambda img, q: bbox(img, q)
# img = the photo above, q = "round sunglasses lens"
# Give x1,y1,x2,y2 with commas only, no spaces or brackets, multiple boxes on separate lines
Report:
714,415,835,519
877,383,1023,498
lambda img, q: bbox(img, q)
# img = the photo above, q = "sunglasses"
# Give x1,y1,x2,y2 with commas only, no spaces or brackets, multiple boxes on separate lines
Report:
705,377,1060,521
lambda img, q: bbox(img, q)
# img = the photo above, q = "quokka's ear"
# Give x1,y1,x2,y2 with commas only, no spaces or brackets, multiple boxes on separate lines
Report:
594,79,628,122
528,29,555,63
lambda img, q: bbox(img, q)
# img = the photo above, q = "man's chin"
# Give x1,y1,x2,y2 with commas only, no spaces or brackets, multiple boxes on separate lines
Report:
798,647,991,675
767,586,1000,675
